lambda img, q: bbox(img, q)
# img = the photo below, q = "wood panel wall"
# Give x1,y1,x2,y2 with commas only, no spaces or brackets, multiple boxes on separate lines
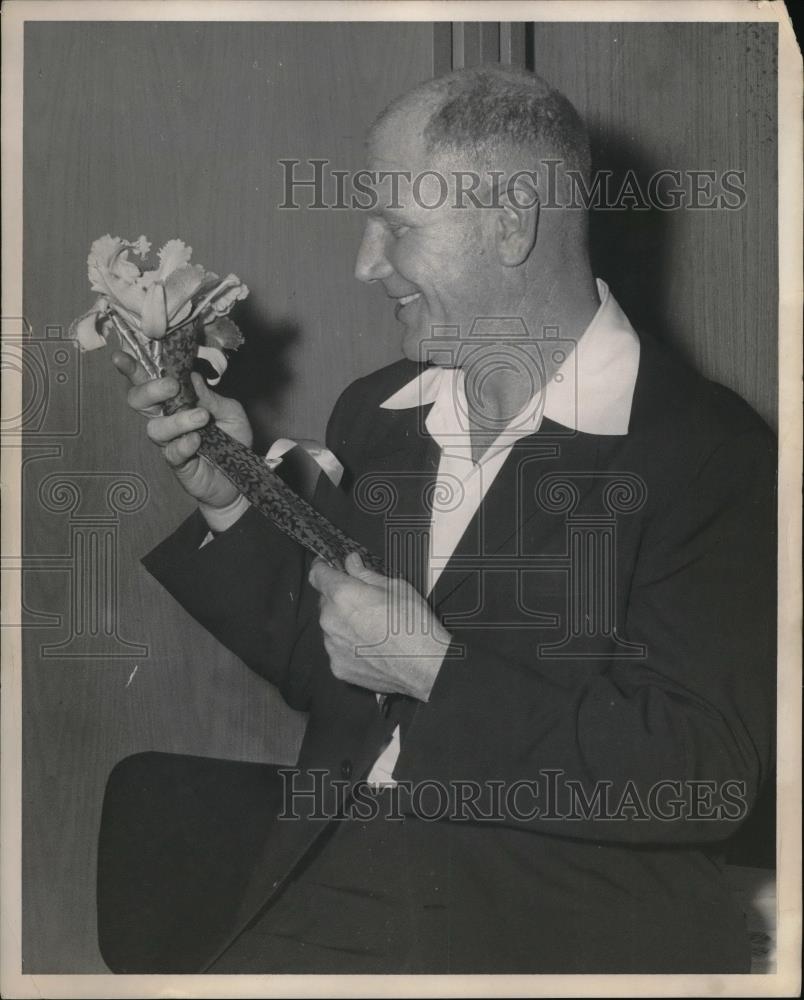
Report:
21,20,436,972
529,21,778,428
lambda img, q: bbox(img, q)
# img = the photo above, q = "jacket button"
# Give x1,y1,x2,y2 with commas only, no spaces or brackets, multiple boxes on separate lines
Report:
340,759,352,780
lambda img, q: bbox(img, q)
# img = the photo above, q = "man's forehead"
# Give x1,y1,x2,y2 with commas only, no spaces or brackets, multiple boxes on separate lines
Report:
363,99,538,214
366,112,429,173
365,116,447,214
368,112,535,181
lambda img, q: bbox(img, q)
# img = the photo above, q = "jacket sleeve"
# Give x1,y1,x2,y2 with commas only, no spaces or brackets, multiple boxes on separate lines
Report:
140,386,358,711
395,427,777,844
141,503,312,708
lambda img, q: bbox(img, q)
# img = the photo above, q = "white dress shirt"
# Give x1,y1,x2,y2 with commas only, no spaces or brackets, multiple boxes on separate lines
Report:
366,278,640,786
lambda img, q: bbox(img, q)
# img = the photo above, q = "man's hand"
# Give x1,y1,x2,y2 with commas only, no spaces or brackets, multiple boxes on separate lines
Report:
309,552,452,701
112,352,253,521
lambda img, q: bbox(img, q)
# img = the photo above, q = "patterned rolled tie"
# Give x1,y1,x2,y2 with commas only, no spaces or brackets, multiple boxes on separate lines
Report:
161,318,385,573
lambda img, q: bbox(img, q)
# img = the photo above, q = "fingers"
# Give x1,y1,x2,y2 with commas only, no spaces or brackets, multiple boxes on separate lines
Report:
114,352,177,420
191,372,215,403
310,556,390,613
126,376,181,416
191,372,213,404
145,407,209,445
344,552,386,587
163,431,202,468
321,632,337,662
310,557,340,637
192,372,244,421
308,557,345,597
111,350,149,387
318,600,344,641
310,559,367,603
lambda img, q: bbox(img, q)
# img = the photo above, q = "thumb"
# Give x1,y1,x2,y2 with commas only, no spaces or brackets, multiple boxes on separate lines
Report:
191,372,226,414
344,551,386,586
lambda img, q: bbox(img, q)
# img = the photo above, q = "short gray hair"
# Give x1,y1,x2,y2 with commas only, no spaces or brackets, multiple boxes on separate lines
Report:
374,65,591,182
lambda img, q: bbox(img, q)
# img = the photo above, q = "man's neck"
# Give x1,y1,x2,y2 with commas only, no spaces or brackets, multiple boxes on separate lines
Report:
463,272,601,464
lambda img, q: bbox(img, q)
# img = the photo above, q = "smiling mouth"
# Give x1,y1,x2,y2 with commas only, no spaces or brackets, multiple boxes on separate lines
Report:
394,292,422,321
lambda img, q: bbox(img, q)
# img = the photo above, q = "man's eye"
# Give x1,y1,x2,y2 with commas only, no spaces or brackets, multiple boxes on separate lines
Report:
387,222,409,238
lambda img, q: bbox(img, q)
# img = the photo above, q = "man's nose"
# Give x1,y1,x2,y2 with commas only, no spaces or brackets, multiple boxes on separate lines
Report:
354,219,394,284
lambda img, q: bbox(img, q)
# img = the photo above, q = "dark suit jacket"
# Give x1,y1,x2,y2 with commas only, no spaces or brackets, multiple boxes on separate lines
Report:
115,330,775,973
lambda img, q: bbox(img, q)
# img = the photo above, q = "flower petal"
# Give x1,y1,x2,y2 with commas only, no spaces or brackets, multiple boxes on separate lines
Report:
169,299,193,329
111,250,142,283
163,264,215,322
87,235,148,318
87,234,147,288
136,269,160,289
96,270,147,318
87,235,124,273
156,239,193,280
202,314,245,352
197,345,228,385
132,235,152,258
68,308,108,352
207,275,250,316
141,282,168,339
185,274,249,327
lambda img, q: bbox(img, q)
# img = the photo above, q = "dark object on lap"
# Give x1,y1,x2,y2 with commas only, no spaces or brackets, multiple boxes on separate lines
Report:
97,751,285,973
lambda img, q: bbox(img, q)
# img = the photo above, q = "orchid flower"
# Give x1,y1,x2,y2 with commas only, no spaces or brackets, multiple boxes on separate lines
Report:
69,235,248,384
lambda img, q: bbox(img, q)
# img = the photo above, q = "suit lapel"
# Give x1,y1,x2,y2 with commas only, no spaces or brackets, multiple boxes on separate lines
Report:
347,402,612,612
342,402,440,594
430,422,604,614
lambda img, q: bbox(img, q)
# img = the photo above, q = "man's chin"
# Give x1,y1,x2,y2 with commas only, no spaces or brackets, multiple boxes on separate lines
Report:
401,323,424,361
399,324,430,364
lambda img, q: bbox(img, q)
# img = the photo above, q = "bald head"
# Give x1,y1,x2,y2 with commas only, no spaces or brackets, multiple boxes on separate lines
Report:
370,65,591,188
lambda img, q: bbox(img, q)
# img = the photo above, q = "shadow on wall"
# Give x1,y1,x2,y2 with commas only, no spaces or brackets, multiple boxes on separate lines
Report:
208,295,299,456
586,123,685,356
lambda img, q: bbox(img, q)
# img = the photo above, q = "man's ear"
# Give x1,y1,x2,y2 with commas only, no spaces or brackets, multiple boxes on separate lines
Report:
495,175,540,266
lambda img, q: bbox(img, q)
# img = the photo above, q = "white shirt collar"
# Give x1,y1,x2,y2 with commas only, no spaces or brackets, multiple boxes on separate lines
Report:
379,279,640,441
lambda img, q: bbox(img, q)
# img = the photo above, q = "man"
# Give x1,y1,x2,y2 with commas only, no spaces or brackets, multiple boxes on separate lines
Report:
99,66,775,974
